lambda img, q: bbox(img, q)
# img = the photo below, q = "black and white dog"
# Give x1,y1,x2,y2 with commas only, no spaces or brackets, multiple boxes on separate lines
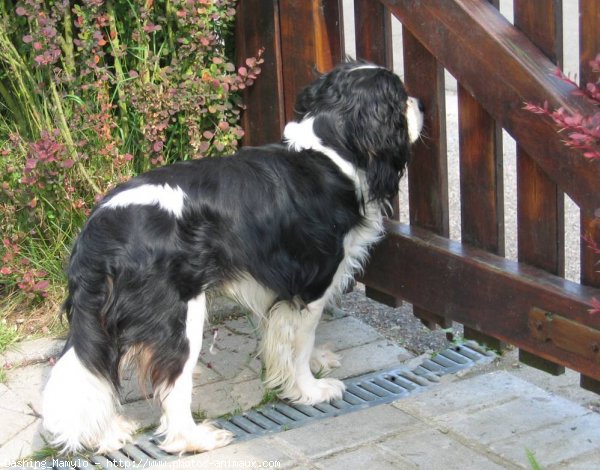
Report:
43,61,424,454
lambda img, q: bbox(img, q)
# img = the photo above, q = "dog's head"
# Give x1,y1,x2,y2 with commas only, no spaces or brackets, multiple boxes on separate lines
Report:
294,60,423,204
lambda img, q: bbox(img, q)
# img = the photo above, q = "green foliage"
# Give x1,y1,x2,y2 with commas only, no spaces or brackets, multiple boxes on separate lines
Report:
526,448,543,470
0,0,262,312
0,318,19,353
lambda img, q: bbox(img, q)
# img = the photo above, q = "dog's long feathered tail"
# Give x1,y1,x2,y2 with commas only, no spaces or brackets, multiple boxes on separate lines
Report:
42,246,127,454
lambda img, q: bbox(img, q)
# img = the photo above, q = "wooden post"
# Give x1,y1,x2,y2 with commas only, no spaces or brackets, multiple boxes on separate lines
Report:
354,0,401,307
579,0,600,393
235,0,344,146
458,0,506,349
402,29,451,329
514,0,566,376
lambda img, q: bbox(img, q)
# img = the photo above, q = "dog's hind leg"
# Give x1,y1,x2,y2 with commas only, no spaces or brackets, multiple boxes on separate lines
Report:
261,297,346,405
154,293,233,454
43,346,135,454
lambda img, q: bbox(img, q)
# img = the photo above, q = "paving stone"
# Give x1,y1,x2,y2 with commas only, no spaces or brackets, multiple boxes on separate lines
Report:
1,338,64,368
330,339,413,379
379,427,510,470
0,384,34,415
122,398,161,432
488,411,600,468
230,378,265,411
201,326,260,381
192,360,224,386
0,409,36,445
0,420,46,463
191,381,240,419
278,404,421,459
162,435,299,470
314,316,383,351
552,451,600,470
315,445,409,470
4,363,51,416
440,391,589,446
392,371,539,418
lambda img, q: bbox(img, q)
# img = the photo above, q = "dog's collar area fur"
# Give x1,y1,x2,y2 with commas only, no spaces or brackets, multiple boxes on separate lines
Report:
283,117,361,190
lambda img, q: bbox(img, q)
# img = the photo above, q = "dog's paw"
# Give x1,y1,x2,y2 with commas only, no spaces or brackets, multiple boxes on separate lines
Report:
96,416,136,454
159,422,233,454
310,344,342,375
288,377,346,405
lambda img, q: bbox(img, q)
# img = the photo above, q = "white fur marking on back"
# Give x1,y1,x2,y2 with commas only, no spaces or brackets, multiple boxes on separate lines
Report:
102,184,187,218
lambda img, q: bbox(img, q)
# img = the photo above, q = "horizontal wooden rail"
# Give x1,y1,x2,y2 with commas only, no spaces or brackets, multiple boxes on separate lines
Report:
382,0,600,211
360,220,600,381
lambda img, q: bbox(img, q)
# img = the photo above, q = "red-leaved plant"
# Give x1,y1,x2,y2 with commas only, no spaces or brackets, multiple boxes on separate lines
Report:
0,0,262,310
524,53,600,160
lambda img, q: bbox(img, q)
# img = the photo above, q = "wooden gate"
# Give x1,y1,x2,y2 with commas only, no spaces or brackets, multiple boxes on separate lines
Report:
235,0,600,392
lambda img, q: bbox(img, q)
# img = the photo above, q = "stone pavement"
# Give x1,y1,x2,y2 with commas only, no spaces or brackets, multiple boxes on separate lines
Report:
2,304,600,469
0,306,413,467
168,372,600,470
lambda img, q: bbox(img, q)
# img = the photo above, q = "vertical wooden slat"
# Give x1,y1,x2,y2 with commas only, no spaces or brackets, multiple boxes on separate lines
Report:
514,0,564,276
459,86,504,254
458,0,504,256
235,0,285,146
354,0,399,307
354,0,397,220
458,0,504,349
403,29,450,329
321,0,345,69
459,84,505,347
236,0,343,144
279,0,343,122
354,0,392,67
579,0,600,289
579,0,600,393
403,32,448,235
514,0,566,375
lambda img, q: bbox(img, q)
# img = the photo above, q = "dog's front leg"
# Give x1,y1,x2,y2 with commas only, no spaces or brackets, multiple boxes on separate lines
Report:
261,298,345,405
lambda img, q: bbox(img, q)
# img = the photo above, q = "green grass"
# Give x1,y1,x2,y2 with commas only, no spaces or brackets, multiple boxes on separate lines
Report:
23,436,63,463
0,319,19,354
258,388,280,407
526,449,543,470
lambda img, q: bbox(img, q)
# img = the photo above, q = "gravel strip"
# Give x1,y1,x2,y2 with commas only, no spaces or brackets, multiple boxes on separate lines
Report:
340,284,463,356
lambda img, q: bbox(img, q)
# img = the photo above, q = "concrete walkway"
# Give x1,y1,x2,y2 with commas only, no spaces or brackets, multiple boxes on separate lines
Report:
174,372,600,470
2,305,600,469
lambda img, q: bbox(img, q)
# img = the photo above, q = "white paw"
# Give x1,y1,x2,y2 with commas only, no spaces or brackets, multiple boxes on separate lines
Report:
310,344,342,375
288,377,346,405
159,422,233,454
96,416,136,454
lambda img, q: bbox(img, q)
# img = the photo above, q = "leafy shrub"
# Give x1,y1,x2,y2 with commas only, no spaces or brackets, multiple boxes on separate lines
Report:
0,0,262,316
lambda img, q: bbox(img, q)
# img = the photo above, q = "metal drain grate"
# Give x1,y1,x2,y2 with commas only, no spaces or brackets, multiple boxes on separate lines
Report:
34,342,494,469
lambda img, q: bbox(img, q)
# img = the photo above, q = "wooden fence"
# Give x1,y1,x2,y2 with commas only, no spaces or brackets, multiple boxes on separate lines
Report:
235,0,600,392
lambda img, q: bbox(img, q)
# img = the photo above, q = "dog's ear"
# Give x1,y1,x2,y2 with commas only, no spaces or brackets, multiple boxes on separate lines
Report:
345,74,411,204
